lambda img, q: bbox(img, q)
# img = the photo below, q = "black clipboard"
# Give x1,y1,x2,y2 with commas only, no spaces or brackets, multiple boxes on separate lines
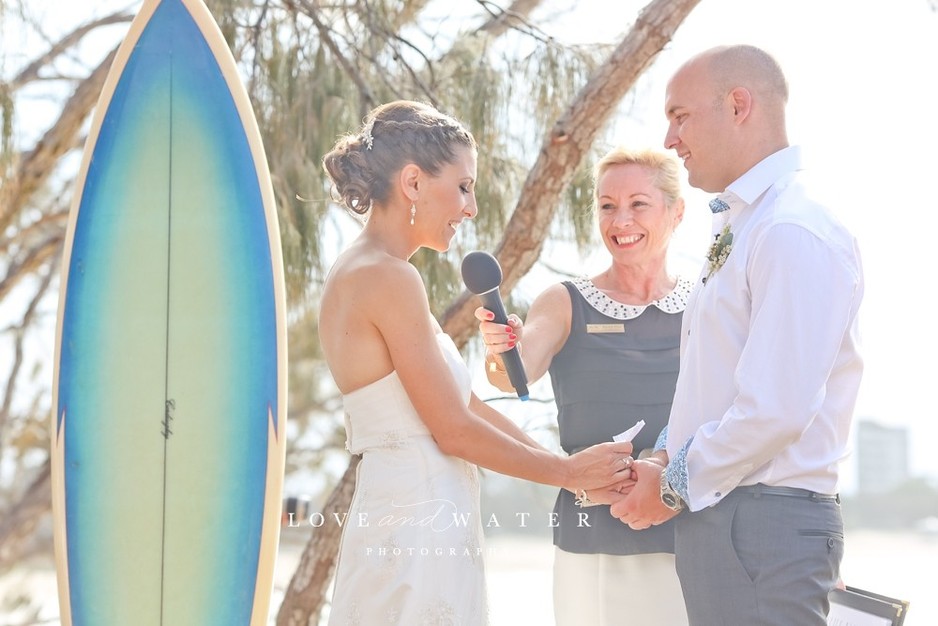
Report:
828,586,910,626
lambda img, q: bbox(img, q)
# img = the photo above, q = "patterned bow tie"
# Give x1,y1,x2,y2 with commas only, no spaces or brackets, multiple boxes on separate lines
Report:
709,198,731,213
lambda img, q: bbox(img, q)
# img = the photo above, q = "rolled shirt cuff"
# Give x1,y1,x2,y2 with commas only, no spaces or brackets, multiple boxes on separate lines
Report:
665,436,693,504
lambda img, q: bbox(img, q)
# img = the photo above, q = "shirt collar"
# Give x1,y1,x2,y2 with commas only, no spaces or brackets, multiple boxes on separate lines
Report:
573,276,694,320
724,145,803,206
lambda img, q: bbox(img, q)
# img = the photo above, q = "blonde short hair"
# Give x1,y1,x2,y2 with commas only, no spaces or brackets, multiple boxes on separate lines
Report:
592,148,683,211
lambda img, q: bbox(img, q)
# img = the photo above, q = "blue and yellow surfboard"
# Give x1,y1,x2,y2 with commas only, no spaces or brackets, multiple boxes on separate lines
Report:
50,1,287,624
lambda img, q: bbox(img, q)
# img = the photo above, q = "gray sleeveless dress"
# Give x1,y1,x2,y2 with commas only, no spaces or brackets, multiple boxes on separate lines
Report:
549,277,691,555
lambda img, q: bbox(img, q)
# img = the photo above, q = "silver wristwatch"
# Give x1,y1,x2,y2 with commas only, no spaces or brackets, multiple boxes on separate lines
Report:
659,471,685,512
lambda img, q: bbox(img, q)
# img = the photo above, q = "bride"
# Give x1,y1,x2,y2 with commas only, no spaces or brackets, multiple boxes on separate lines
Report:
318,100,634,625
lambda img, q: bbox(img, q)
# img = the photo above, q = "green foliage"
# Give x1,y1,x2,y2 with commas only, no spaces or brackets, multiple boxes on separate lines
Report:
560,156,598,251
204,0,244,47
205,1,610,322
0,0,12,179
0,81,12,181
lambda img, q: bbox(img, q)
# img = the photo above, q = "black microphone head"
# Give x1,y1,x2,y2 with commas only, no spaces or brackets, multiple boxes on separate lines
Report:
461,251,503,294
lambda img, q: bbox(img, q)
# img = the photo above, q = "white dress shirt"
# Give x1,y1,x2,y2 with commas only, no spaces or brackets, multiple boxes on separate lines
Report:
665,146,864,511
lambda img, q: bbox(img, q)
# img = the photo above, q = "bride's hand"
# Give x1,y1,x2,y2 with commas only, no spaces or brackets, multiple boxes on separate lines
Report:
574,475,637,506
564,441,633,492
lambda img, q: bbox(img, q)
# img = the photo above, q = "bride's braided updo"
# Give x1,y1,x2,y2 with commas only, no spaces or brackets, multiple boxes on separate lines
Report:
323,100,477,215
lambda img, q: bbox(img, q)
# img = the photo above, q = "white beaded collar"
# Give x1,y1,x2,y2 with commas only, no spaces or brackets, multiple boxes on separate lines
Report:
571,275,693,320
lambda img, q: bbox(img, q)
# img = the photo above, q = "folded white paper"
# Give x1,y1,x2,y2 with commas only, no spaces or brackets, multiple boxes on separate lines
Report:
613,420,645,443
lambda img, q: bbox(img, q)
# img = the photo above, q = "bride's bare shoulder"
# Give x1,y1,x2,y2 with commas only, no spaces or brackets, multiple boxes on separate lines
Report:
324,248,425,305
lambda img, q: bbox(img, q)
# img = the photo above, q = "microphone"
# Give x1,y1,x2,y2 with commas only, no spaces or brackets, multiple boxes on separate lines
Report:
461,251,530,401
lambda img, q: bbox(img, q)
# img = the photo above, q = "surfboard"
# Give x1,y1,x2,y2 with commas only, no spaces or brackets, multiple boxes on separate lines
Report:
50,0,287,624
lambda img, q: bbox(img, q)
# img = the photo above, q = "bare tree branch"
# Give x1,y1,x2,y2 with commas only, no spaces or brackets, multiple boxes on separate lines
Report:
382,31,439,106
0,209,68,258
0,233,62,302
475,0,548,38
442,0,703,347
0,458,51,571
298,0,376,115
9,9,132,90
0,45,117,237
246,0,273,91
0,258,56,453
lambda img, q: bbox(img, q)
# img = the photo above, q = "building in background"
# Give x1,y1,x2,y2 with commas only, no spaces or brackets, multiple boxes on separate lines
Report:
856,419,910,495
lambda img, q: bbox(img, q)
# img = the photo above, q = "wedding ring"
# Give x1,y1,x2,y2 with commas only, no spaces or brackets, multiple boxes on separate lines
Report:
574,488,595,508
622,457,632,468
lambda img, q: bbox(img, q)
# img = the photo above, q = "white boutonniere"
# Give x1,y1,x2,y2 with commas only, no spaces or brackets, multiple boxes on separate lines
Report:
703,223,733,284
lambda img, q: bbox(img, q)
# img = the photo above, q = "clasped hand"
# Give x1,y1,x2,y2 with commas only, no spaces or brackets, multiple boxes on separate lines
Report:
566,441,636,505
610,459,680,529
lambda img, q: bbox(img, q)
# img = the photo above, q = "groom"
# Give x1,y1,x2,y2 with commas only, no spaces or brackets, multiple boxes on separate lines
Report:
611,45,864,625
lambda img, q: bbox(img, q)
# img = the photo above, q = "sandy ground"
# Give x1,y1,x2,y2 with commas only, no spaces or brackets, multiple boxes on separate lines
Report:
1,529,934,625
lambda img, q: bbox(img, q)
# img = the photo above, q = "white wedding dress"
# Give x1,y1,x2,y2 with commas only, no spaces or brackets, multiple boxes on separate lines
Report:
328,334,488,625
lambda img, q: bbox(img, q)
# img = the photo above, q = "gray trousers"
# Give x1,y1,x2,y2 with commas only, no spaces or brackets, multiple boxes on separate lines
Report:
674,485,843,626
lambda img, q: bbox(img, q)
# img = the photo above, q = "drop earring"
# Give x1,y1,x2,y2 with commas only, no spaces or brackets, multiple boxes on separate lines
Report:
410,203,416,226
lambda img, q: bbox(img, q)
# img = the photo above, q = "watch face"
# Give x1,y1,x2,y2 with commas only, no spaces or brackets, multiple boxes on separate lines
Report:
659,472,683,511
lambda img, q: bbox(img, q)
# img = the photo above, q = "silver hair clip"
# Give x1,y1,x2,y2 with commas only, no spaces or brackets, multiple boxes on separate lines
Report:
362,118,375,150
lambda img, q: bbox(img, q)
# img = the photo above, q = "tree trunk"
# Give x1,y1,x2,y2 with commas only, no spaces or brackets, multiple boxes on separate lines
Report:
275,0,703,622
0,45,117,237
276,454,360,626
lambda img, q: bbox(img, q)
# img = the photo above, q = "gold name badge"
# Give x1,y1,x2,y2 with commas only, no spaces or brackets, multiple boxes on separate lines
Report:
586,323,625,334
